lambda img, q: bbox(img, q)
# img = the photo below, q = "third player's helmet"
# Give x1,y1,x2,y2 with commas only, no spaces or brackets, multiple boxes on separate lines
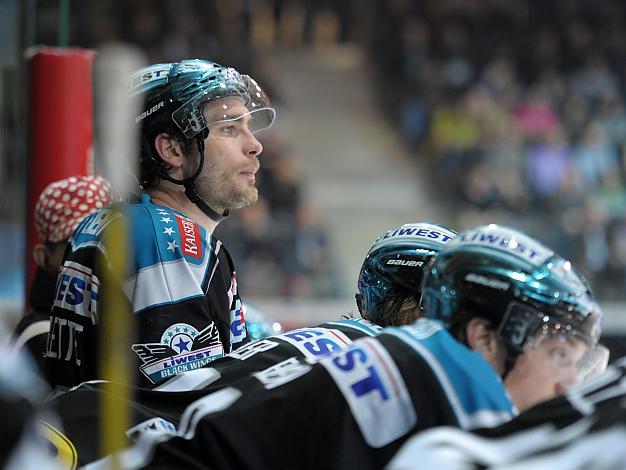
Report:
130,60,275,218
421,224,603,375
356,222,457,323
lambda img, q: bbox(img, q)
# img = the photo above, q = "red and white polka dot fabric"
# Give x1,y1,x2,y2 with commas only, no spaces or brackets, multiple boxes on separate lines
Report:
35,175,117,243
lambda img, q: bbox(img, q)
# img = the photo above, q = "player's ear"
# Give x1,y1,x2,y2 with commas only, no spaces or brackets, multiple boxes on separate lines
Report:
154,133,184,169
33,244,47,268
33,244,55,272
466,317,502,370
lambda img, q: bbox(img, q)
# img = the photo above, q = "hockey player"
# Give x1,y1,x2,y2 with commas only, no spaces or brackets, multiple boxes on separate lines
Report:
419,224,603,413
40,221,456,465
45,60,276,389
74,224,603,469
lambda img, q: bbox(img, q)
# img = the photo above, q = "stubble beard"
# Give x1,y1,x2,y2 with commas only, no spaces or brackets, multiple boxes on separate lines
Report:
195,166,259,211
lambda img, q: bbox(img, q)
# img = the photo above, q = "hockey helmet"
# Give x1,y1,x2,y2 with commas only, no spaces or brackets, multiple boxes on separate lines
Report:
421,224,602,373
356,222,457,321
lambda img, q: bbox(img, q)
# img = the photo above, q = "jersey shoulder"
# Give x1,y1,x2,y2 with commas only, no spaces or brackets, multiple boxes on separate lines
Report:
321,318,384,337
70,196,214,270
129,197,212,269
385,319,515,429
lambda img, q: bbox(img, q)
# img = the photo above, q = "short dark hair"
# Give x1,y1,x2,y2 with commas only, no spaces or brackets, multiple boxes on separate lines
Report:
446,299,495,346
139,117,195,190
362,290,422,328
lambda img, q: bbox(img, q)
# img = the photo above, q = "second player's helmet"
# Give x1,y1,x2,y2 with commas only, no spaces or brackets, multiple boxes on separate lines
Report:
421,224,603,374
356,222,457,322
130,60,275,190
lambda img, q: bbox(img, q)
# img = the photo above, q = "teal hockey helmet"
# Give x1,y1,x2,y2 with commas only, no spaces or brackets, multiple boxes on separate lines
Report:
356,222,457,325
131,60,275,140
421,224,602,372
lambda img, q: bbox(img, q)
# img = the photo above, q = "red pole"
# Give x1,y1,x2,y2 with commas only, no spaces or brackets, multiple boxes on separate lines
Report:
25,47,95,306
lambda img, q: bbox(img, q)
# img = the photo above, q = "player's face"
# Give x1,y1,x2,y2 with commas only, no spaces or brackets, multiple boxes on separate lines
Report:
191,97,263,211
504,334,589,412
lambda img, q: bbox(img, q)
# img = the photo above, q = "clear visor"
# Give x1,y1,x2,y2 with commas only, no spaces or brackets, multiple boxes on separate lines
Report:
498,301,602,353
172,72,276,138
498,301,606,391
576,343,610,382
206,105,276,135
524,333,589,370
522,334,609,389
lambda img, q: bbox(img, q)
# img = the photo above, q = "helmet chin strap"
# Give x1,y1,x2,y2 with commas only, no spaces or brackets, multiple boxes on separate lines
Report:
160,129,229,223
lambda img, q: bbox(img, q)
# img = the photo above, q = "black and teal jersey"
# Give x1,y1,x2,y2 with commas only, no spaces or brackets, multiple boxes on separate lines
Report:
45,194,248,389
43,318,383,466
46,319,514,469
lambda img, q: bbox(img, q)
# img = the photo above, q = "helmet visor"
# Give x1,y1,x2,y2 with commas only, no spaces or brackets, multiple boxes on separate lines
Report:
498,301,602,354
172,71,276,138
524,333,589,370
206,105,276,135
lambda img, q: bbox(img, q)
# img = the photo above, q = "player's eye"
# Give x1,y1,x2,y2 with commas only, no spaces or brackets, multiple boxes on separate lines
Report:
218,125,237,136
550,347,574,367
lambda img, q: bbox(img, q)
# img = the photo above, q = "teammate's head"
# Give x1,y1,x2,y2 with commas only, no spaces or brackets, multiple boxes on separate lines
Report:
33,175,116,273
130,60,275,191
421,224,603,411
356,222,457,327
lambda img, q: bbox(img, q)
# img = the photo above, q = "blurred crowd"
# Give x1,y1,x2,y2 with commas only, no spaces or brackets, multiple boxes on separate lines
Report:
368,0,626,299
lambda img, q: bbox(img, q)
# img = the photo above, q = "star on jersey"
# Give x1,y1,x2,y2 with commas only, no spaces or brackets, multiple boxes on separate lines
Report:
167,240,178,252
175,337,190,352
161,217,172,224
163,226,175,236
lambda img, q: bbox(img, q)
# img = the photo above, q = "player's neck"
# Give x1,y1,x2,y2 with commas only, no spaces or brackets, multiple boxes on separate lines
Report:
147,184,220,233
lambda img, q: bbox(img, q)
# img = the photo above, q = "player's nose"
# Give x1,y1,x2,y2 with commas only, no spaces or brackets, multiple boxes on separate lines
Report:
243,129,263,158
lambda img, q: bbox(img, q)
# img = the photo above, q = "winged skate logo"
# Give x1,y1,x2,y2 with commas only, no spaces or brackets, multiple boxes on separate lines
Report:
132,322,224,384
